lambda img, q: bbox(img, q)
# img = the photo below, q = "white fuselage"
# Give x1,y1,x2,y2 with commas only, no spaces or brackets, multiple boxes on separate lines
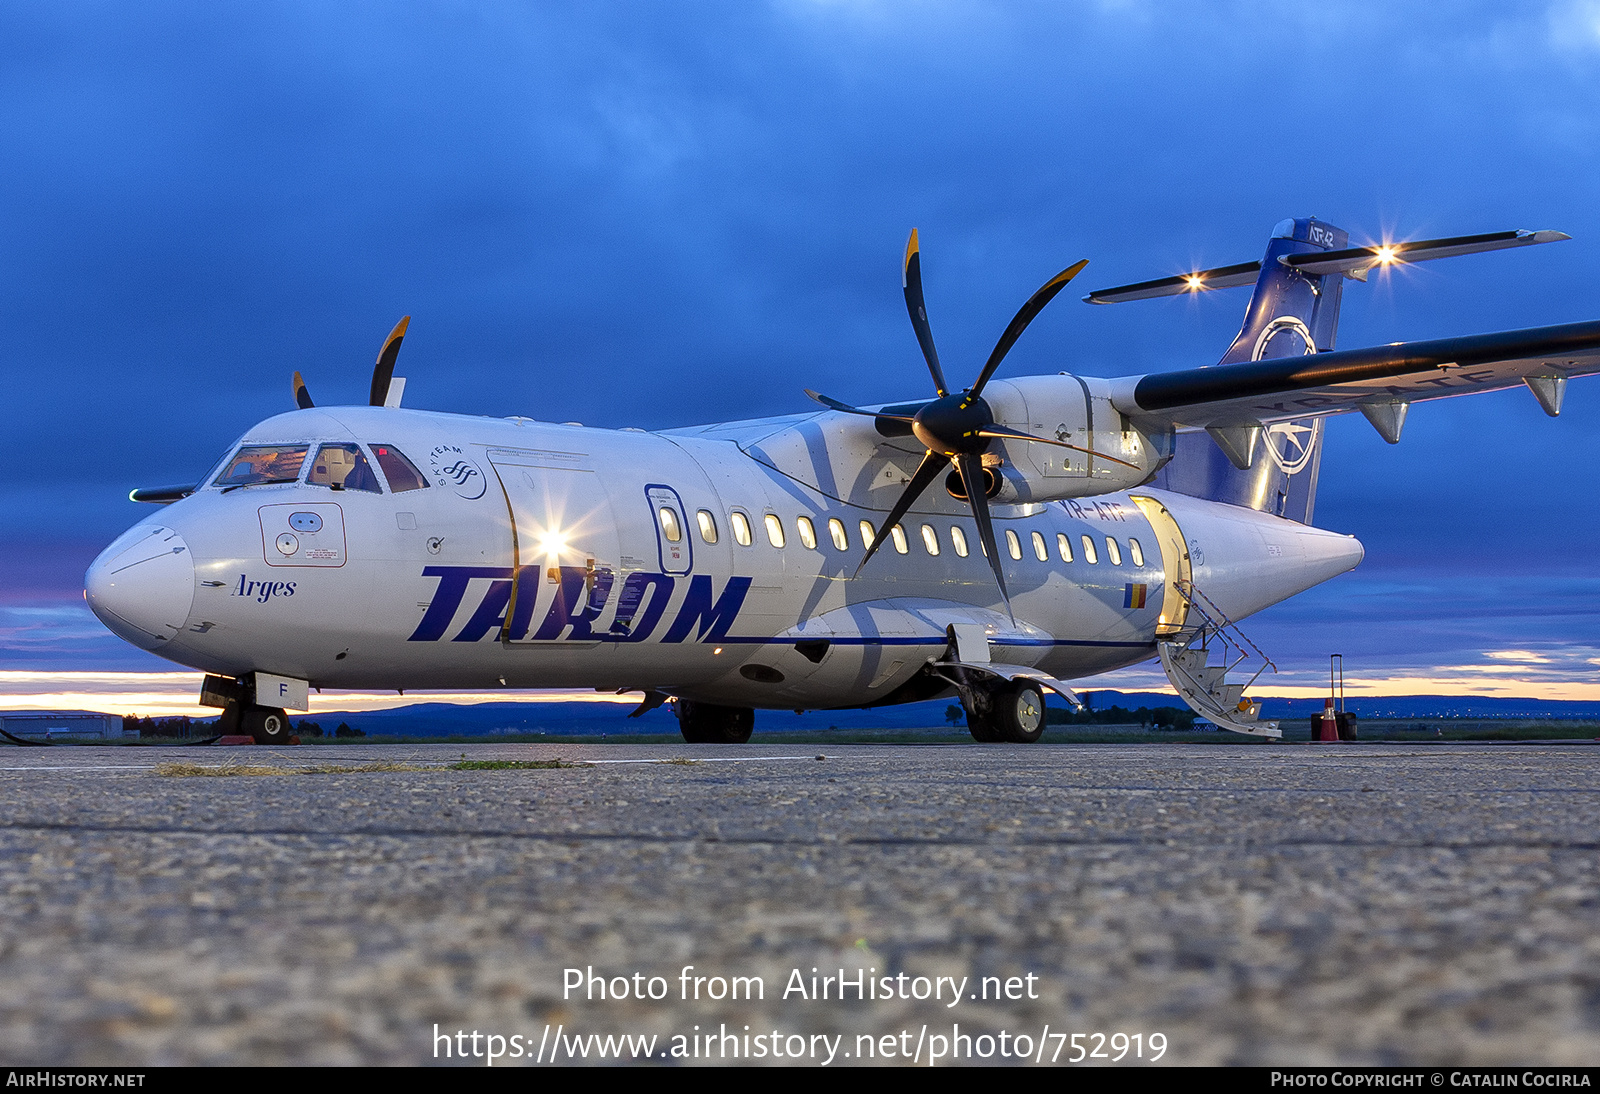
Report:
85,401,1363,710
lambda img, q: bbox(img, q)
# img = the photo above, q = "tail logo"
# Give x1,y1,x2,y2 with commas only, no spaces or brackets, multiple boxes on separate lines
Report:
1264,419,1321,476
1251,315,1315,363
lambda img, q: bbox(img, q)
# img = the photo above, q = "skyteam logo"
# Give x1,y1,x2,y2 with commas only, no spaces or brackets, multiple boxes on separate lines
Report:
428,445,486,499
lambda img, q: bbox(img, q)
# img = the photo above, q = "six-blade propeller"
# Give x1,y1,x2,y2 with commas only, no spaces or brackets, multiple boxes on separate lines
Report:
807,229,1132,616
289,316,411,410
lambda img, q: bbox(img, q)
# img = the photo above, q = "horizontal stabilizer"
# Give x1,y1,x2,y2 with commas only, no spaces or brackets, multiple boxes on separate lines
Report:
1084,229,1568,304
1084,261,1261,304
1283,229,1569,278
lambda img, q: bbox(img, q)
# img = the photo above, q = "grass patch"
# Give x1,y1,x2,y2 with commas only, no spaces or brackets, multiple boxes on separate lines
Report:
156,761,290,777
655,757,702,765
448,759,589,770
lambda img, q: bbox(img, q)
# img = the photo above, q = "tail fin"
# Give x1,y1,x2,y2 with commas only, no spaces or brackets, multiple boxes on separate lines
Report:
1149,416,1325,523
1150,217,1346,523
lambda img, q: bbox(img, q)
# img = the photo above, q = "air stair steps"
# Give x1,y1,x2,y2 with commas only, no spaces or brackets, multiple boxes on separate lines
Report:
1156,579,1281,739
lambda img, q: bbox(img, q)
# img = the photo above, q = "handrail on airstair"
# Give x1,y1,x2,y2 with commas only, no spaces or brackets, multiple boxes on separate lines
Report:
1173,578,1277,677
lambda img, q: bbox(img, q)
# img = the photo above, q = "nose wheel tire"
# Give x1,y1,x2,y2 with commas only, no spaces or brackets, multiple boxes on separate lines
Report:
242,706,293,745
676,700,754,744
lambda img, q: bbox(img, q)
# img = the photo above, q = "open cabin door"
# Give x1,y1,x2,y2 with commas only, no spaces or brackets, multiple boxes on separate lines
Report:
1129,495,1191,638
487,447,621,644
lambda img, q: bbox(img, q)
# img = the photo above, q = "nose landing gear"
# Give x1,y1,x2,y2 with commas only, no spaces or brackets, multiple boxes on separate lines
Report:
215,700,296,744
675,699,754,744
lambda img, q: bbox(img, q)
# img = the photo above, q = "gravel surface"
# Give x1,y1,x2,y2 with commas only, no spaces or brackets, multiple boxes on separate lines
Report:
0,741,1596,1066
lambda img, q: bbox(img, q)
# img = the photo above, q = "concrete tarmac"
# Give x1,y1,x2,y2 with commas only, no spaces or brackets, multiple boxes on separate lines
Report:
0,741,1596,1066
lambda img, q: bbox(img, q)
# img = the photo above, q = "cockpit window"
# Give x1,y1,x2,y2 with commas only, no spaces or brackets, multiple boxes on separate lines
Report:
307,443,381,493
371,444,428,492
213,445,309,487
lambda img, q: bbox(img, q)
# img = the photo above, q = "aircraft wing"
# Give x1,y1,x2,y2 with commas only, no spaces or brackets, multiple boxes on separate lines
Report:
1107,318,1600,429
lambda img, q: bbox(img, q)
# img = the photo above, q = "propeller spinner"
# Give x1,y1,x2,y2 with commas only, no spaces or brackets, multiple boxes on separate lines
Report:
807,230,1134,617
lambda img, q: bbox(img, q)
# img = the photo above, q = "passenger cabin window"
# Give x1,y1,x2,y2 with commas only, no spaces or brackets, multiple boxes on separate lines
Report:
796,515,818,550
1128,538,1144,567
1005,529,1022,560
891,524,909,554
1057,533,1073,562
214,444,309,488
859,520,876,549
697,510,718,544
1031,530,1048,561
921,524,940,556
1081,534,1098,564
1105,537,1122,566
308,444,380,493
731,511,753,547
658,507,683,542
371,445,427,492
828,518,849,550
764,514,785,548
951,526,969,557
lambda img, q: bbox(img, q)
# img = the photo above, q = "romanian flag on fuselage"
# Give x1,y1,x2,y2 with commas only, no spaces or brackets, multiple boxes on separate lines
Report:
1124,583,1148,609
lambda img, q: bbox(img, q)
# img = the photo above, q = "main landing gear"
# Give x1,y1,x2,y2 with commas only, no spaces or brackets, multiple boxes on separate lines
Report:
962,679,1046,744
676,700,754,744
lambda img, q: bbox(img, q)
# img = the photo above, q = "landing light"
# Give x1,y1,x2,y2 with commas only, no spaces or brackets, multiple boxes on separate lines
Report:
538,532,568,556
1185,274,1204,290
1376,245,1397,264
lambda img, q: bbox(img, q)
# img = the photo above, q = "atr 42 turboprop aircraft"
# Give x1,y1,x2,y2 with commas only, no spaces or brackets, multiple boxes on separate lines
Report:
86,218,1600,744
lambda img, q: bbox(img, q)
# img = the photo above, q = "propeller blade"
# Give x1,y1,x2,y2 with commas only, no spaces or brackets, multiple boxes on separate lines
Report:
292,371,315,410
903,229,950,398
974,424,1142,470
854,450,950,576
803,389,915,422
956,452,1011,619
966,259,1088,404
369,316,411,407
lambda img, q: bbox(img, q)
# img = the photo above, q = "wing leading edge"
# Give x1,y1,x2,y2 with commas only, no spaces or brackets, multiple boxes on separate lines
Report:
1108,318,1600,429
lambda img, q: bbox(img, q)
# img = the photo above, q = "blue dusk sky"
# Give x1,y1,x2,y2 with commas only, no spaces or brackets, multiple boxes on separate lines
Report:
2,2,1598,713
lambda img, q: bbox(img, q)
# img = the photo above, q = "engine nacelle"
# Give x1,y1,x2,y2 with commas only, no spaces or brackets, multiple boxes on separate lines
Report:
978,375,1174,503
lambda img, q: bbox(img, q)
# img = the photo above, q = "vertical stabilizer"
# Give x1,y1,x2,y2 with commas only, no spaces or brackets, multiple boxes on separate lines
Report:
1150,217,1346,524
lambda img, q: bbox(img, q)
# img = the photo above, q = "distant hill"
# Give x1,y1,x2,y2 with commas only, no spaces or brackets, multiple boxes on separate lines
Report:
295,698,969,738
284,690,1600,738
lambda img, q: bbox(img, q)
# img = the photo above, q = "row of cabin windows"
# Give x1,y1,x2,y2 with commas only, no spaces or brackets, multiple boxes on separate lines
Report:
657,506,1145,568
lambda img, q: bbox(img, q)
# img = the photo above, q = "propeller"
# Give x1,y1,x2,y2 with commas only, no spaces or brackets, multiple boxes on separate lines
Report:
810,229,1130,617
288,316,411,410
369,316,410,406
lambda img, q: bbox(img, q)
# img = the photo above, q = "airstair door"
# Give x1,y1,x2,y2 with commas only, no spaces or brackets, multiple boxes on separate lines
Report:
1129,495,1191,638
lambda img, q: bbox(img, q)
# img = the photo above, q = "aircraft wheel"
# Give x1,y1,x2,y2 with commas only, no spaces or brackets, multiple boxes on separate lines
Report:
993,681,1046,744
242,706,294,745
677,700,754,744
961,692,1001,742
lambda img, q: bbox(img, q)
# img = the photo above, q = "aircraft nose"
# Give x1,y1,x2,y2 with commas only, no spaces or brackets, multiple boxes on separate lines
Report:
85,526,196,650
